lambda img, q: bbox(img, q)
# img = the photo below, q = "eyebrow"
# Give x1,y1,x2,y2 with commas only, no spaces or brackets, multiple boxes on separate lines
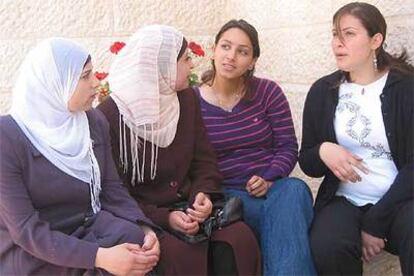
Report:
332,27,358,32
221,39,251,49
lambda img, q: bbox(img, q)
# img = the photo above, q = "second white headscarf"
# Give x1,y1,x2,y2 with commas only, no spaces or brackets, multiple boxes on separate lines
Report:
108,25,183,183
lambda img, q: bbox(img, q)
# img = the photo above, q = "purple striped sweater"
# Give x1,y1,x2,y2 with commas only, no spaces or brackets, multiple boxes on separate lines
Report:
194,77,298,189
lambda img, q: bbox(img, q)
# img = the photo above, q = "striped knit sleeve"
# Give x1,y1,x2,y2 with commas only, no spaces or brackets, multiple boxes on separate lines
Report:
261,80,298,180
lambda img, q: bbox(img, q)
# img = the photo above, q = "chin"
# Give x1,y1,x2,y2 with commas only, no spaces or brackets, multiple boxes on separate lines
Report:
336,63,351,72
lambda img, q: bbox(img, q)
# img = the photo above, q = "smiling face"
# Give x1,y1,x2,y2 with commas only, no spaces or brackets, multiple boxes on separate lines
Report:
213,27,257,80
331,14,383,74
175,47,194,91
67,61,99,112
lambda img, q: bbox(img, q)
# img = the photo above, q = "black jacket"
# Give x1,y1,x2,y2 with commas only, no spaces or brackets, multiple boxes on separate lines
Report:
299,69,413,238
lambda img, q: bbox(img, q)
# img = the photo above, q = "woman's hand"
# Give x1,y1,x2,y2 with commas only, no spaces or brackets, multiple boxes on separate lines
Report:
319,142,369,182
246,175,272,197
141,226,160,262
168,210,199,235
361,231,385,262
95,243,159,276
186,192,212,223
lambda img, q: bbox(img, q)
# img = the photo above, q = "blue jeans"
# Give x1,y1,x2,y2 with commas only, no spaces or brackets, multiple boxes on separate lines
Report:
225,177,316,276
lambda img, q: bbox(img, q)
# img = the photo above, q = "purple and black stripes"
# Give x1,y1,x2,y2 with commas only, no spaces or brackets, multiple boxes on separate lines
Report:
195,77,298,189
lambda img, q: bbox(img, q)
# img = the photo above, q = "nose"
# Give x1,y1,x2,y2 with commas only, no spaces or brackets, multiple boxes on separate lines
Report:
332,36,344,49
225,49,236,60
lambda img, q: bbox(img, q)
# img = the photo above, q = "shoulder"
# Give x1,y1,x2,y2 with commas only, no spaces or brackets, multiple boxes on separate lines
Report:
178,87,197,101
96,96,119,122
310,71,342,91
0,115,24,142
386,69,414,94
86,109,111,144
252,76,282,94
306,71,342,101
178,87,199,109
0,115,30,158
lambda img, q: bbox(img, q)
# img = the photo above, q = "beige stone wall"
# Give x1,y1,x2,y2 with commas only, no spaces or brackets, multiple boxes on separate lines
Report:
1,0,413,115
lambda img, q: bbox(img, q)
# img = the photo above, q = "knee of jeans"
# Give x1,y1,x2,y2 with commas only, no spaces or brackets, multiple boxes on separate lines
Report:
271,177,313,202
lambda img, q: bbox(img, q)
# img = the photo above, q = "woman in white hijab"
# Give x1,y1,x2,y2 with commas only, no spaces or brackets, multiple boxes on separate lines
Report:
0,38,160,275
98,25,261,275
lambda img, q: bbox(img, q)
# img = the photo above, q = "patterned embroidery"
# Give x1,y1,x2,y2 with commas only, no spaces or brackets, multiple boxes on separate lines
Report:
337,93,393,160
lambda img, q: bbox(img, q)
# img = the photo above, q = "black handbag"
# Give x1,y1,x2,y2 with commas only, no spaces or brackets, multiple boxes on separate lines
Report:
168,197,244,244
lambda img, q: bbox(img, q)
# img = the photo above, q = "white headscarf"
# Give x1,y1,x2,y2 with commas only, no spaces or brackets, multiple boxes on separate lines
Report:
108,25,183,183
10,38,101,214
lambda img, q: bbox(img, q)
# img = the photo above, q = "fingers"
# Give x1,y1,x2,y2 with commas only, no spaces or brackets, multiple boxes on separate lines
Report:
246,175,260,188
174,212,199,234
247,176,270,197
194,192,207,204
362,246,370,262
124,243,142,252
354,160,369,175
337,165,361,183
249,182,268,197
186,208,207,223
361,231,385,263
192,198,212,213
362,245,382,263
130,252,158,270
142,232,156,251
320,143,370,182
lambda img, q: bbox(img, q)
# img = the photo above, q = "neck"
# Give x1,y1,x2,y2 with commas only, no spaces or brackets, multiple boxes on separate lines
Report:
349,65,386,85
211,76,244,96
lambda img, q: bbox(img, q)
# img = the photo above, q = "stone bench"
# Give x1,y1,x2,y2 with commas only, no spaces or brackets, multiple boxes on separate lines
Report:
286,92,401,275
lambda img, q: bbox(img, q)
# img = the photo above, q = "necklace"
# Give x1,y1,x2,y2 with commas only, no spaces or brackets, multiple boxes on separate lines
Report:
213,90,242,112
211,83,244,112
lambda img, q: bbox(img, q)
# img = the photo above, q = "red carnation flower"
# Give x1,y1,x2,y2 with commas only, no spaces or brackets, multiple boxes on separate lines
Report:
110,41,126,54
94,72,108,81
188,42,205,57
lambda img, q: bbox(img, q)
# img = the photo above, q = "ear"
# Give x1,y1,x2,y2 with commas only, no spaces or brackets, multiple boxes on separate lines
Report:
211,44,217,60
371,33,383,50
248,58,258,70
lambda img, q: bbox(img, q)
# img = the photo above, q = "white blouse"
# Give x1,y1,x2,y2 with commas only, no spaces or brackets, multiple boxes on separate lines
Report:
334,72,398,206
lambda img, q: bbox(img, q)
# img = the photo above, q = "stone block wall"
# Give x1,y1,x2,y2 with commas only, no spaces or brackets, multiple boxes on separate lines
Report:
1,0,412,274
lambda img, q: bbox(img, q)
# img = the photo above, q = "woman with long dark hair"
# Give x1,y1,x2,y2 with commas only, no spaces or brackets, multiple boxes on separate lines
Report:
299,2,413,275
195,19,316,275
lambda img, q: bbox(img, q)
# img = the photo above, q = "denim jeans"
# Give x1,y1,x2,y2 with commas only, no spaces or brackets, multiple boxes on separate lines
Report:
225,177,316,276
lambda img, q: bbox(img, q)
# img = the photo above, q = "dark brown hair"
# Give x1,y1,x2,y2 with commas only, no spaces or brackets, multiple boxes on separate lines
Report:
333,2,413,81
201,19,261,100
83,55,91,68
177,38,188,61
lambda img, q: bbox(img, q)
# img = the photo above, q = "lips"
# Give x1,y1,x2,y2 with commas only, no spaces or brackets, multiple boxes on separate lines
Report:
222,63,236,71
335,53,347,58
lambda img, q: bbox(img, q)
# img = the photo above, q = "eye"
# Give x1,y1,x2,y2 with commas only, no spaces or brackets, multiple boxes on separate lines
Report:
81,72,90,79
344,31,355,36
239,49,249,56
332,31,338,37
221,44,230,50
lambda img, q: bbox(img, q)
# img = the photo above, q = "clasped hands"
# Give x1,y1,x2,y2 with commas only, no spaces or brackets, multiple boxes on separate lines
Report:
95,226,160,276
168,192,212,235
